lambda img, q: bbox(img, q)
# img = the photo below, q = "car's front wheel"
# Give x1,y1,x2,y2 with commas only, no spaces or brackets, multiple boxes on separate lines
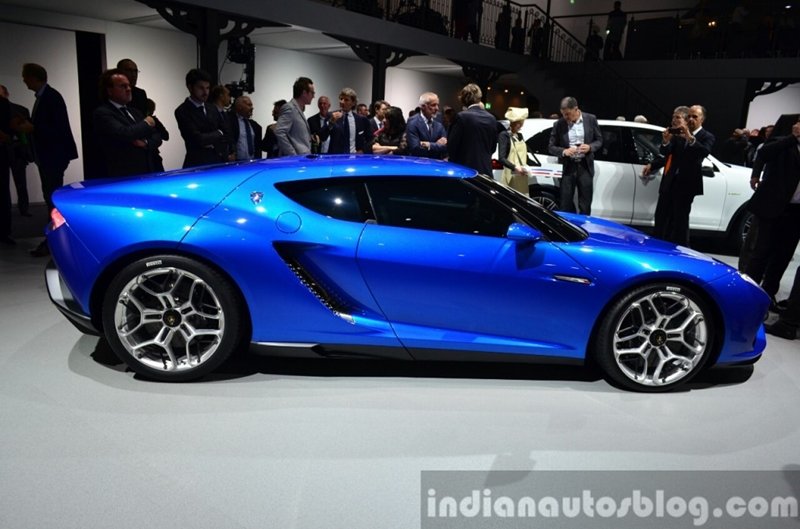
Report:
594,283,715,392
102,255,243,381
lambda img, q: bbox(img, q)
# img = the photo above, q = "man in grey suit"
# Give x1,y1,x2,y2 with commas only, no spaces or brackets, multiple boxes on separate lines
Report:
548,96,603,215
275,77,315,156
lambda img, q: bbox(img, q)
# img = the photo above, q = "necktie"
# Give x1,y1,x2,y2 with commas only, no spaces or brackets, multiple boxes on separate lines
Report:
427,119,433,138
664,153,673,175
343,112,350,150
245,119,254,157
120,106,135,123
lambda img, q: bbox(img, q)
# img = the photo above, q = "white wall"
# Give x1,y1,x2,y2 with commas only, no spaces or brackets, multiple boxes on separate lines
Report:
220,44,373,126
746,83,800,131
385,67,465,115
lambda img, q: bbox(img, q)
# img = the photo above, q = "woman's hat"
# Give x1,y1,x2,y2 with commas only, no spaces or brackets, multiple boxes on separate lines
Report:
505,106,528,123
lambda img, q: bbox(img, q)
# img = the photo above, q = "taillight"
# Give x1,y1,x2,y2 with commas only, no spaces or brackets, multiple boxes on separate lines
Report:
50,208,66,230
491,159,503,170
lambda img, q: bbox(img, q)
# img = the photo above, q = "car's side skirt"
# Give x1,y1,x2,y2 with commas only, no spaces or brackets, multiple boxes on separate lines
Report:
250,342,584,366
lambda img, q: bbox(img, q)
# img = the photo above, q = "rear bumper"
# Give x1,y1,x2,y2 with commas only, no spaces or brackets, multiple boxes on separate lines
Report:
45,260,99,336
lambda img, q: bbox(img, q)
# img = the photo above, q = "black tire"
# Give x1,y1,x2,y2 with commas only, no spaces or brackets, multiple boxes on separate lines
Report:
594,283,715,392
102,255,243,381
530,189,558,210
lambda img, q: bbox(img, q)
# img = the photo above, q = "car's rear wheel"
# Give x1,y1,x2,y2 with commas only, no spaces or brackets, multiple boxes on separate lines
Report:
530,189,558,210
594,283,714,392
102,255,243,381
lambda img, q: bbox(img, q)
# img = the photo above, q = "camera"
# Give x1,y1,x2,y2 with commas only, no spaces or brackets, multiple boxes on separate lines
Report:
668,127,683,134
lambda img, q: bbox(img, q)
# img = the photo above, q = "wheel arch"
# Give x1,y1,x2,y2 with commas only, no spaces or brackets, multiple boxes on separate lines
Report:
586,276,726,367
725,200,753,250
529,183,559,196
88,248,253,343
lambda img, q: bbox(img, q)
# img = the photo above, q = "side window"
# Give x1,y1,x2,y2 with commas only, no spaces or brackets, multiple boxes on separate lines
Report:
276,178,372,222
595,127,628,163
631,128,663,165
367,178,514,237
526,128,552,155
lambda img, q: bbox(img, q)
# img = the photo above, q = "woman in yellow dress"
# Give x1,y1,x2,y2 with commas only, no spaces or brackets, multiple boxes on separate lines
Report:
498,106,529,195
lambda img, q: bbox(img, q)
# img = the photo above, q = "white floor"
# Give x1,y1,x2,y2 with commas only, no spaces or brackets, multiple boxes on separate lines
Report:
1,235,799,529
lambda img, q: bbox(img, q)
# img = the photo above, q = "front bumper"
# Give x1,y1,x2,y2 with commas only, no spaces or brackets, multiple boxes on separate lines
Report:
45,260,100,335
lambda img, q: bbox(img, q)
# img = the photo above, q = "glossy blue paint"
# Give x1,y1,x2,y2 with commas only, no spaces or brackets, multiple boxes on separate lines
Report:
46,155,769,381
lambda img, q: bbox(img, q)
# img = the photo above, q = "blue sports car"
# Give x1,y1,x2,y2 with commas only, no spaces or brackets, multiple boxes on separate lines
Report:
45,155,769,391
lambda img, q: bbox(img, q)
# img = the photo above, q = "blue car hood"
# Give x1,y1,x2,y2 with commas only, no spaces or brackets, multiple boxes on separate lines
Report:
557,213,733,283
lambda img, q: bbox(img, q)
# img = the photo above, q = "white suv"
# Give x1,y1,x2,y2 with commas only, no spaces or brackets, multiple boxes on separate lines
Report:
493,119,753,247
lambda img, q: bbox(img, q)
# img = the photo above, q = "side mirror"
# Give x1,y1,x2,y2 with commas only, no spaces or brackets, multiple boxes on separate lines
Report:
507,222,543,242
702,165,715,178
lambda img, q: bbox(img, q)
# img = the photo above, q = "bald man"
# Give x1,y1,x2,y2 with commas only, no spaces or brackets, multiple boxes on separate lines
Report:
227,95,263,160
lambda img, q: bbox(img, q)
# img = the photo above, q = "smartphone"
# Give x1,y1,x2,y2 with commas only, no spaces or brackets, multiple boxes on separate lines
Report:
668,127,682,134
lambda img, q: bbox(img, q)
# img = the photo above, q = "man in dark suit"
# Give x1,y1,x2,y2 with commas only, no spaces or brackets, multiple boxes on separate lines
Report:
548,96,603,215
93,68,162,177
307,96,331,154
324,88,372,154
174,69,231,168
406,91,448,159
745,119,800,315
227,95,263,161
369,99,389,135
116,58,148,117
447,83,498,175
0,84,33,217
22,63,79,256
653,104,715,246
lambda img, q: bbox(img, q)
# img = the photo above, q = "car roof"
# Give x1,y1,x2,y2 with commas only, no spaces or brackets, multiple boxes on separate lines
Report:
256,154,478,181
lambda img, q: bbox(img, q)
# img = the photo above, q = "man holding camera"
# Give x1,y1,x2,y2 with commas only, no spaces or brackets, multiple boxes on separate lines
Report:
650,104,715,247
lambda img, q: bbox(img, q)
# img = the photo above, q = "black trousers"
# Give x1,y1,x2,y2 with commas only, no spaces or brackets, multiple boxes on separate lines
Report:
559,160,593,215
654,191,693,247
745,205,800,297
10,157,29,214
36,161,67,216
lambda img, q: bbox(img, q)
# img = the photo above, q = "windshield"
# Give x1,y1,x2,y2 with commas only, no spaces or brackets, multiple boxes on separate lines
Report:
467,175,587,243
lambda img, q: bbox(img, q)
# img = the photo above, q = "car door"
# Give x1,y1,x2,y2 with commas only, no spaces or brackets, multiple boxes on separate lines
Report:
356,176,592,359
630,126,665,227
592,125,636,224
687,156,728,230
